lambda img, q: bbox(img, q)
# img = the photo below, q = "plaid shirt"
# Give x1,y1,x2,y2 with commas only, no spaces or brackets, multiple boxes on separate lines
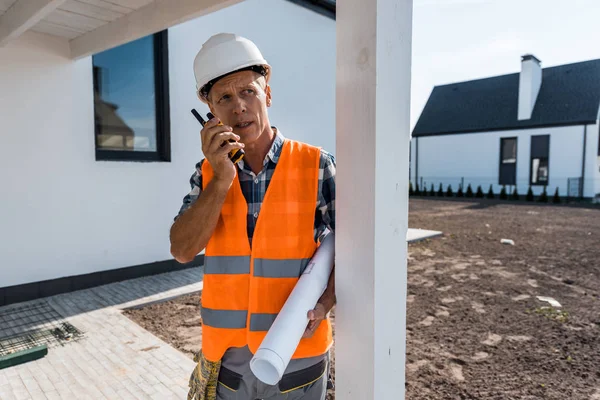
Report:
176,129,336,246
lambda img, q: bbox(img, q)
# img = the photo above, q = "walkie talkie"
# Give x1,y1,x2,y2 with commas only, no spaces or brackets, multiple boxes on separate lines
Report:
191,109,245,163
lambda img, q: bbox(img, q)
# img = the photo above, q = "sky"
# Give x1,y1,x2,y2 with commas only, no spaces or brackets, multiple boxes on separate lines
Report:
410,0,600,129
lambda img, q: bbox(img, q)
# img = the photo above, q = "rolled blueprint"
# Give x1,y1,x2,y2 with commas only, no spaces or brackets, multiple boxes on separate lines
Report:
249,231,335,385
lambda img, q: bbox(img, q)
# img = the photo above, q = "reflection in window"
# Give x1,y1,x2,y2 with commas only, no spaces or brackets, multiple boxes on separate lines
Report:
531,158,548,184
530,135,550,186
92,31,170,161
501,138,517,163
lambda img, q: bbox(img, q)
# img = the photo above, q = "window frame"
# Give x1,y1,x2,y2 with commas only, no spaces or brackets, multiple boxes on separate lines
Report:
529,134,550,186
93,30,171,162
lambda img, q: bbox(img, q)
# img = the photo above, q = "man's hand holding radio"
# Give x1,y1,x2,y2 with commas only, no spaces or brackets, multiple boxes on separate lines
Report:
200,116,245,187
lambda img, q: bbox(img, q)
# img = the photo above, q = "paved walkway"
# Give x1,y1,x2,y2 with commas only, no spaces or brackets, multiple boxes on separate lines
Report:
0,267,204,400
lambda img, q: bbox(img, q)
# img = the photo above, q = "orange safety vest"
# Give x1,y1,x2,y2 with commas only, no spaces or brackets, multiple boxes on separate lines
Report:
200,139,333,362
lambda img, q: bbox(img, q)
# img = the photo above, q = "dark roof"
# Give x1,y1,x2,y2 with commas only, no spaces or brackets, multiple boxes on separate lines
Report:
285,0,335,19
412,58,600,137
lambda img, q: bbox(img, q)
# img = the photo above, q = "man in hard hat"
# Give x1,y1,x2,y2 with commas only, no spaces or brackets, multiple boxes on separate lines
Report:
170,33,336,400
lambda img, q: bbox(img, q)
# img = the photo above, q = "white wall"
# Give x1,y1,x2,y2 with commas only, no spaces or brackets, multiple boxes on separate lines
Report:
0,0,336,288
411,124,597,198
584,122,600,199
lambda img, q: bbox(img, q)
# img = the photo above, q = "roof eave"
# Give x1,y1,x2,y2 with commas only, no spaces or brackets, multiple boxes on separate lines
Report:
412,120,598,138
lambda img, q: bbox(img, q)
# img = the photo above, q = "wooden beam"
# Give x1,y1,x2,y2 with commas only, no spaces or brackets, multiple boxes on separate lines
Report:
69,0,243,59
335,0,413,399
0,0,67,46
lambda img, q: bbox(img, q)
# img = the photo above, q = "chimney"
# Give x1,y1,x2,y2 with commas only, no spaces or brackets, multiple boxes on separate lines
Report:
518,54,542,120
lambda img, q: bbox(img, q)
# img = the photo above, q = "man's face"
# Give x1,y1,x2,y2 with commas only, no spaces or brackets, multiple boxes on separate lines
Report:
208,70,271,145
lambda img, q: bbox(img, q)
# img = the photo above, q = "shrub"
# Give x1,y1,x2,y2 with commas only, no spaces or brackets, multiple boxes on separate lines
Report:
446,185,454,197
476,185,485,198
499,186,508,200
511,186,520,201
538,186,548,203
553,187,561,204
466,184,474,198
526,186,534,202
486,185,495,199
437,183,444,197
429,184,435,197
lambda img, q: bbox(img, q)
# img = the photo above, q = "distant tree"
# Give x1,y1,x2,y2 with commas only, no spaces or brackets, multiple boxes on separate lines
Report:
415,183,421,196
446,185,454,197
476,185,485,198
466,184,474,198
526,186,534,202
409,182,414,196
552,187,561,204
538,186,549,203
486,185,495,199
511,186,520,201
457,185,464,197
499,185,508,200
437,183,444,197
429,184,435,197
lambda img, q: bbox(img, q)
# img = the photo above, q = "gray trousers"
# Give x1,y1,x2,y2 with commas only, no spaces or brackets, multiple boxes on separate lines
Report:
216,346,329,400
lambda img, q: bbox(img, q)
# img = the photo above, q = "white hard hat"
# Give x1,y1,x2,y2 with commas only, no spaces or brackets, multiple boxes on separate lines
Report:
193,33,271,101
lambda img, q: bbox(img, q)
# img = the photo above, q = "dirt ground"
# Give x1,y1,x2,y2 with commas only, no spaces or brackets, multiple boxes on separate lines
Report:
124,199,600,399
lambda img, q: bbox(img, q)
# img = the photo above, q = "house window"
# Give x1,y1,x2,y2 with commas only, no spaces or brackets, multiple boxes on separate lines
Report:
92,31,170,162
499,137,517,185
501,138,517,164
530,135,550,185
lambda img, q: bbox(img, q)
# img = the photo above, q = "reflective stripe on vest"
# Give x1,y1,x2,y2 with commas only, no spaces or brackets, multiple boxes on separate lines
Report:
253,258,311,278
204,255,251,274
249,313,278,331
201,307,248,329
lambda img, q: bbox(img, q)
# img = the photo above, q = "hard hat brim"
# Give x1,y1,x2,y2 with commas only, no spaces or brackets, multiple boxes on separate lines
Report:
197,63,271,102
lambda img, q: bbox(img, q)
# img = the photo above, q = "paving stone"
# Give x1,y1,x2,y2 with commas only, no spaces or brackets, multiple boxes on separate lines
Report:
43,391,61,400
36,378,55,393
9,376,26,392
0,373,9,386
14,388,31,400
22,377,41,393
3,366,19,378
29,390,48,399
116,387,138,400
137,380,156,397
50,381,70,394
0,383,16,400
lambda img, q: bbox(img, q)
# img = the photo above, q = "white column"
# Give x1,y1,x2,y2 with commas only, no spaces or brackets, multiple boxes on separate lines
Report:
335,0,413,399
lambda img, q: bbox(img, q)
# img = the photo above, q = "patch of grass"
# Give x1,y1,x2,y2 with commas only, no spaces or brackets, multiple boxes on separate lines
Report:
528,306,569,323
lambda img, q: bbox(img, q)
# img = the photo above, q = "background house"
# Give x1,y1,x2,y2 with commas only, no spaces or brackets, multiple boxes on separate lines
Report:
410,54,600,200
0,0,335,305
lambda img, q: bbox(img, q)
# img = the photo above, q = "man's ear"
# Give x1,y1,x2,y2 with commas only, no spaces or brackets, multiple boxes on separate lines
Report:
266,84,272,107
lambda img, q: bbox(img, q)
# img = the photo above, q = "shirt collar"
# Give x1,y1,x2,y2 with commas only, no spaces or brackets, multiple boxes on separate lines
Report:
239,127,285,171
266,128,285,164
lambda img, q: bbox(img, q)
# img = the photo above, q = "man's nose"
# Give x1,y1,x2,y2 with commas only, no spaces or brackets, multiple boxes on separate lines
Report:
232,96,246,114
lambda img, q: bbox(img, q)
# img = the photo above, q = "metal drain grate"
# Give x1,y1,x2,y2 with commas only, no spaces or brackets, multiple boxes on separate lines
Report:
0,301,84,357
